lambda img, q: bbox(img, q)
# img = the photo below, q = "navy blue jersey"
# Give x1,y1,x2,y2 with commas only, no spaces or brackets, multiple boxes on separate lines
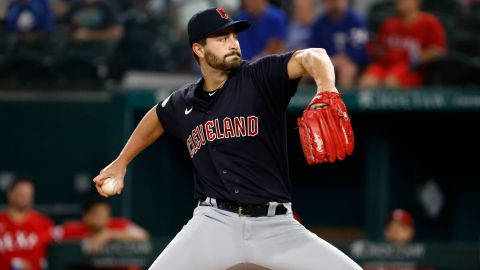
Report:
156,52,301,205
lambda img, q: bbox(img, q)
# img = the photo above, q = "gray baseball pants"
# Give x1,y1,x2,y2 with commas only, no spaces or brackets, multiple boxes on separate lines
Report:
148,199,362,270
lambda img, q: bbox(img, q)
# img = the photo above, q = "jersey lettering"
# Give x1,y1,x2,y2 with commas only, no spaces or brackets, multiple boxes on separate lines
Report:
187,135,195,157
186,115,260,158
205,121,216,142
234,117,247,137
0,231,39,252
386,35,420,55
214,119,225,139
198,125,206,145
223,117,235,138
248,116,259,136
192,127,200,151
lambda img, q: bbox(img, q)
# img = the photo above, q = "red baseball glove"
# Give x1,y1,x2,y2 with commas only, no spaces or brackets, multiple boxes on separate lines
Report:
297,91,354,165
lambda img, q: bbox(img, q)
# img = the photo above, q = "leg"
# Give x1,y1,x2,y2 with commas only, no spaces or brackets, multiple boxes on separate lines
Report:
331,55,359,89
385,62,423,89
149,206,245,270
359,63,385,90
384,75,400,88
246,214,362,270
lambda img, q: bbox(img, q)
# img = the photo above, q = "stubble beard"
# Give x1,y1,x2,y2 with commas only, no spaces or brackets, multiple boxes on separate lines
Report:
205,50,242,71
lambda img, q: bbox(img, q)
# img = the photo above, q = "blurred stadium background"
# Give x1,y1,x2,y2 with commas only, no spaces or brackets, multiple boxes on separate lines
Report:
0,0,479,269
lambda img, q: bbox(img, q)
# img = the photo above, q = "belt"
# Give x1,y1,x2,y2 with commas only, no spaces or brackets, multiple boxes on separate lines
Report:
199,198,288,217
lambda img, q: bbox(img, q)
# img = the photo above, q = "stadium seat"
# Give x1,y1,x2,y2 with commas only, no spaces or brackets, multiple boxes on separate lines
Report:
449,31,480,56
110,9,192,77
0,38,8,81
53,41,115,87
425,52,480,87
458,5,480,34
109,12,160,79
3,39,58,88
422,0,461,15
0,19,10,81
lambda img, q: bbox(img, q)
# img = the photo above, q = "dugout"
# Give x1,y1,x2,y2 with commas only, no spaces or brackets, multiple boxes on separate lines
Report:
0,87,479,243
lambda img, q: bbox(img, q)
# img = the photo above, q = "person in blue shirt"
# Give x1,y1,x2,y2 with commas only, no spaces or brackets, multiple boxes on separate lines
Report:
236,0,288,60
6,0,54,40
309,0,369,89
286,0,318,51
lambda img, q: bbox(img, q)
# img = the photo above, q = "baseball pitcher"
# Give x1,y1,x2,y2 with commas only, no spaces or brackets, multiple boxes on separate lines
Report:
94,7,358,270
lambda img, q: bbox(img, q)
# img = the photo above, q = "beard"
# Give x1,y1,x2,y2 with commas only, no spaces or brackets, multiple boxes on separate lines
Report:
205,50,242,71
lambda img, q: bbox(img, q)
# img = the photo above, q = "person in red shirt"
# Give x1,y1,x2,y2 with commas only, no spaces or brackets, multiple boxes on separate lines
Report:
384,208,415,244
362,209,423,270
0,178,54,270
55,196,149,270
359,0,446,89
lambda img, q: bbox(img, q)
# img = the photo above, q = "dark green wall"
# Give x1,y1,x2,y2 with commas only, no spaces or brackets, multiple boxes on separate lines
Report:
0,96,125,221
0,89,479,242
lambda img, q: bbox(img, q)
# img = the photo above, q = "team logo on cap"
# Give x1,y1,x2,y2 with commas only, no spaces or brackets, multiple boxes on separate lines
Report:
216,8,230,20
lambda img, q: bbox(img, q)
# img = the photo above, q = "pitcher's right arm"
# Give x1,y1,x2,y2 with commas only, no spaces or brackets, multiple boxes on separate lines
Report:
93,105,164,197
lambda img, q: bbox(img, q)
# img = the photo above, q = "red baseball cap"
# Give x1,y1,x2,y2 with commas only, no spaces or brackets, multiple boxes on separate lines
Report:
388,209,414,227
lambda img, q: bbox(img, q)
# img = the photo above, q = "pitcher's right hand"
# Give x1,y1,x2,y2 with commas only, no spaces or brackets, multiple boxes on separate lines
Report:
93,160,127,197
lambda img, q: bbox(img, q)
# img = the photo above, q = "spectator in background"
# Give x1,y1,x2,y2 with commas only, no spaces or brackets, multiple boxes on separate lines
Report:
458,0,480,11
236,0,288,60
5,0,54,41
1,0,10,20
65,0,123,43
359,0,446,89
286,0,318,51
57,196,149,254
385,209,415,244
309,0,369,89
0,178,54,270
51,0,75,19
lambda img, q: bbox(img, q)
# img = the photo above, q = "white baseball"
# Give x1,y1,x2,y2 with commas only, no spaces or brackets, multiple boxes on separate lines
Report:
101,178,118,196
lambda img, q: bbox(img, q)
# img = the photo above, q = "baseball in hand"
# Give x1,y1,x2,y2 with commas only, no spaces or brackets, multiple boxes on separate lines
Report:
101,178,118,196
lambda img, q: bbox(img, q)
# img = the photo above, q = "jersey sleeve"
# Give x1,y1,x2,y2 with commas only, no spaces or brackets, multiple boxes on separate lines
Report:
425,15,446,50
36,214,56,244
109,218,147,240
39,214,54,229
248,51,301,112
108,218,131,229
56,221,89,241
156,92,180,138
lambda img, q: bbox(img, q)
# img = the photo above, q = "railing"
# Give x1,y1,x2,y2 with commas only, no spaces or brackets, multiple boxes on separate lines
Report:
47,240,480,270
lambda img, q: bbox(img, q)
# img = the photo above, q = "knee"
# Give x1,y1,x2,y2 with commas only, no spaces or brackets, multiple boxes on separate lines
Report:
384,75,400,88
359,74,379,90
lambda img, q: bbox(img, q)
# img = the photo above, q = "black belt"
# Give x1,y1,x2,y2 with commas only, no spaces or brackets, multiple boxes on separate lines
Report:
201,199,288,217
